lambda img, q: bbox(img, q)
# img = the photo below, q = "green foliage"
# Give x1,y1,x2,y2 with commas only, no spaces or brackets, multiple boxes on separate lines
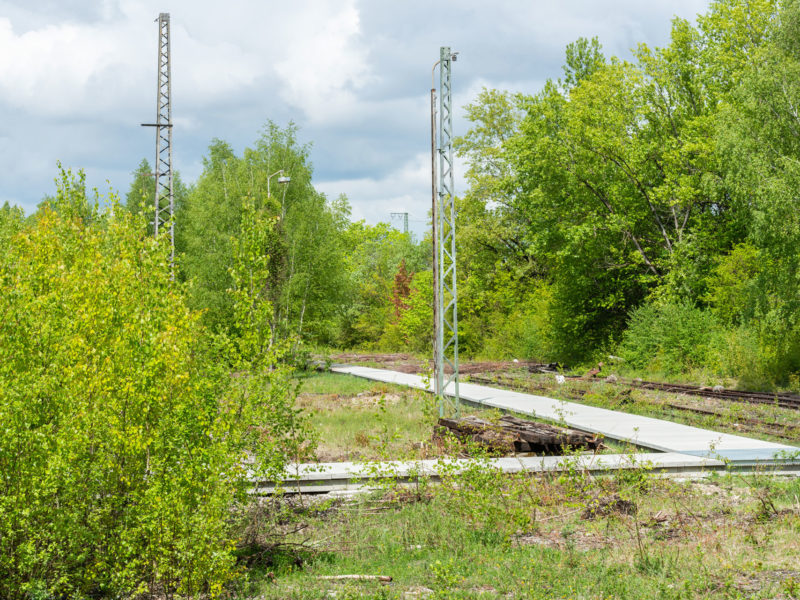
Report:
447,0,800,384
562,36,606,89
125,157,155,212
125,158,191,254
619,300,721,375
706,243,763,325
481,282,554,361
0,201,24,242
0,170,308,598
381,270,434,352
229,194,282,361
280,192,352,344
182,123,351,345
337,222,430,349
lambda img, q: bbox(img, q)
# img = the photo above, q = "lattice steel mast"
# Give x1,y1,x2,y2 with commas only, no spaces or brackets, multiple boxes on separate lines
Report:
142,13,174,266
390,212,409,234
434,47,460,417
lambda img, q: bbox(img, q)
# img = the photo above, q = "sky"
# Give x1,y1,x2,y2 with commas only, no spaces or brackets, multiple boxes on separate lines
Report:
0,0,711,236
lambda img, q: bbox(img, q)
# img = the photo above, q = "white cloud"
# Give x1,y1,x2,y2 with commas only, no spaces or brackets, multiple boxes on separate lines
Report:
274,1,372,124
0,0,713,215
316,152,430,223
0,17,125,115
0,8,270,119
315,148,466,231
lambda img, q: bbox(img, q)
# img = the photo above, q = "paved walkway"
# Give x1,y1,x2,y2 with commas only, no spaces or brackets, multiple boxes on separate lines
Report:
332,365,799,464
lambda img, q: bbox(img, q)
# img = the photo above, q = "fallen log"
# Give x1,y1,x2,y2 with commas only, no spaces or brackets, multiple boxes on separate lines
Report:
435,415,603,454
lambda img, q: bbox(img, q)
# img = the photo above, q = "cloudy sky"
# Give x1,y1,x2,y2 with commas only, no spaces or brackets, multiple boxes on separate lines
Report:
0,0,710,234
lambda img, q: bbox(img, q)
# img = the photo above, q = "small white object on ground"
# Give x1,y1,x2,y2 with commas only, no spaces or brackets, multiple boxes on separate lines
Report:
555,374,566,384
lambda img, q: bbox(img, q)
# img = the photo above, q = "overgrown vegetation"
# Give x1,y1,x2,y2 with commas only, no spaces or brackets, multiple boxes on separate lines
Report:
0,172,311,598
241,462,800,599
445,0,800,387
3,0,800,596
119,0,800,390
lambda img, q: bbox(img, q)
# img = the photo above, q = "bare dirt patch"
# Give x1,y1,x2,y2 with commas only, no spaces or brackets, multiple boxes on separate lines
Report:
513,530,612,552
298,392,403,411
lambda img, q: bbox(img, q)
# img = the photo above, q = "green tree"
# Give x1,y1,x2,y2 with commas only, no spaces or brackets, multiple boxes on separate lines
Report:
181,123,351,346
125,158,156,214
0,170,306,597
125,158,191,255
0,202,24,242
381,270,434,353
337,221,430,348
452,3,780,362
714,0,800,378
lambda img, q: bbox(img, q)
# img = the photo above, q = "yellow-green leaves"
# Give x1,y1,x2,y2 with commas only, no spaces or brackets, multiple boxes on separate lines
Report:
0,170,277,598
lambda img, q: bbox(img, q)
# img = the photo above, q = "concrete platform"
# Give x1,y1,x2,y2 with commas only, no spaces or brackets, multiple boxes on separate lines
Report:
260,452,726,494
331,365,800,465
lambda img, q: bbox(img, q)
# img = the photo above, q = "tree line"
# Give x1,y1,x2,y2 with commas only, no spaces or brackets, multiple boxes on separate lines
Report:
416,0,798,386
122,0,800,388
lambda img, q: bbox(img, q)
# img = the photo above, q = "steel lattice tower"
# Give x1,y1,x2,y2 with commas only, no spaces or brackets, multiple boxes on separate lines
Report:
435,47,460,417
390,212,409,234
144,12,174,265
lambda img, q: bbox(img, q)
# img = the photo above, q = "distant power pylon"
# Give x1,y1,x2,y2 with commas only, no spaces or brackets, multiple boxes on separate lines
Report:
390,212,409,234
141,12,174,267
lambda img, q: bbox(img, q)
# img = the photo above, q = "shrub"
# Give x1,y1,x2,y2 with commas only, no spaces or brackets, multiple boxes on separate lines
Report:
0,174,305,598
483,283,555,361
619,300,721,375
380,270,433,353
706,242,763,325
715,317,800,389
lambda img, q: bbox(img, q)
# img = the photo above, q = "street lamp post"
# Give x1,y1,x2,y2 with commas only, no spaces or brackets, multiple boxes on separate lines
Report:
266,169,291,218
430,60,441,399
267,169,290,198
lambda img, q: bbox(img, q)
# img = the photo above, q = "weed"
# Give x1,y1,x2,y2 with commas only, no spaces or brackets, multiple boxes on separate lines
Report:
430,558,462,599
784,575,799,599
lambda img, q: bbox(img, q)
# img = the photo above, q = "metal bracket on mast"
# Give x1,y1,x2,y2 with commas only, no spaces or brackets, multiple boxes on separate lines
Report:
434,47,460,417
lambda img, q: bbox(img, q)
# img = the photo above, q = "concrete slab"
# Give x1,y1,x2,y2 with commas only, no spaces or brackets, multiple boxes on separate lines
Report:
331,365,799,464
257,452,727,493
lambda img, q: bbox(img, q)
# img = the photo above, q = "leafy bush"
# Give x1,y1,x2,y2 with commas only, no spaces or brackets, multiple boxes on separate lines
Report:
706,243,763,325
380,270,433,353
482,283,555,361
0,173,306,598
704,244,800,387
619,300,722,375
716,316,800,388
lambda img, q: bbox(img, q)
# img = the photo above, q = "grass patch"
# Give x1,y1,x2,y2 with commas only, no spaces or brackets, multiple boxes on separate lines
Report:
237,468,800,599
298,372,390,396
297,372,439,462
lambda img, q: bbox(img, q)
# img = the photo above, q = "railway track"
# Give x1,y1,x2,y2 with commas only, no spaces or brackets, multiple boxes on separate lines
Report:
665,403,800,440
467,374,800,442
625,379,800,410
468,375,586,401
522,367,800,411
